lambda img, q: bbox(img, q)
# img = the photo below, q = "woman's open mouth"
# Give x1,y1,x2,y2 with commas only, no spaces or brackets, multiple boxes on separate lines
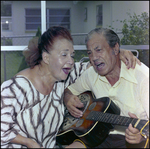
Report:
62,68,71,75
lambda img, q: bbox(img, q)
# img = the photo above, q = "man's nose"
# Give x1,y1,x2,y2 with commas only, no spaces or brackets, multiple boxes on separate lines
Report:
92,51,99,60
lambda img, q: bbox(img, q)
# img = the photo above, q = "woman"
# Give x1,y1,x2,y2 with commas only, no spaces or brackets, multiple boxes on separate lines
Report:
1,26,75,148
1,26,140,148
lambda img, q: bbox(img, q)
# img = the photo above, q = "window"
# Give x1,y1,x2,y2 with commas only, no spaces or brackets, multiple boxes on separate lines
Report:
47,9,70,30
25,8,70,31
25,8,41,31
96,5,103,26
1,1,12,31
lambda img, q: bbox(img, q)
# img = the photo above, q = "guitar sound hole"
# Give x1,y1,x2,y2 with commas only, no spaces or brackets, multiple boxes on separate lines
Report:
89,102,96,110
76,119,84,127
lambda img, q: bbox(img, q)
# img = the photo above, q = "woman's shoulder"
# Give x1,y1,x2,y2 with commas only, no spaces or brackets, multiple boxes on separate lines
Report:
1,74,31,93
16,68,31,77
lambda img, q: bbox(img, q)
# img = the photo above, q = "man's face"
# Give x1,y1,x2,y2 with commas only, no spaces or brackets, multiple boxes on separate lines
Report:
86,33,117,76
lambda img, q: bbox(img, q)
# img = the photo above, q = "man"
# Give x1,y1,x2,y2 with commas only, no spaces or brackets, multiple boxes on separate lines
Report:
64,28,149,148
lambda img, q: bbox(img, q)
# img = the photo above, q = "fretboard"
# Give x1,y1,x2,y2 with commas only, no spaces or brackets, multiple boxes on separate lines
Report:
86,111,149,138
86,111,138,127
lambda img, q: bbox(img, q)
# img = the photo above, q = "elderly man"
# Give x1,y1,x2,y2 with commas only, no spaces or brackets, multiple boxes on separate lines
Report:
63,28,149,148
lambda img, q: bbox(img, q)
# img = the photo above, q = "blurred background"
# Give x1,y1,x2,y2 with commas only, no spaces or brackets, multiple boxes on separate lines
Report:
1,1,149,84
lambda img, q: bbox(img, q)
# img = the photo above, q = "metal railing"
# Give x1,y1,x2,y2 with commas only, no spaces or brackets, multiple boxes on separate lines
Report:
1,34,149,84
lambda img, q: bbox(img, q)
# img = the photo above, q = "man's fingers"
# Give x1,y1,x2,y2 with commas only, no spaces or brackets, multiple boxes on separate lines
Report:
128,112,138,119
74,97,84,108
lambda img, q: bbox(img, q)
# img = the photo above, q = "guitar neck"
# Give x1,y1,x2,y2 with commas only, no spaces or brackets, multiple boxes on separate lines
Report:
87,111,139,128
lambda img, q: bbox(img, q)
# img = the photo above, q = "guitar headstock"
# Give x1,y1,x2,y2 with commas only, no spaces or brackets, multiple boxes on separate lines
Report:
137,119,149,138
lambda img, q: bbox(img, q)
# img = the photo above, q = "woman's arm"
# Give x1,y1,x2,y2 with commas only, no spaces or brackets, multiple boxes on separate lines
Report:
120,49,141,69
11,134,41,148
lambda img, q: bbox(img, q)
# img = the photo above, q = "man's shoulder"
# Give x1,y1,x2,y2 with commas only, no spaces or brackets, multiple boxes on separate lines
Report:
135,62,149,77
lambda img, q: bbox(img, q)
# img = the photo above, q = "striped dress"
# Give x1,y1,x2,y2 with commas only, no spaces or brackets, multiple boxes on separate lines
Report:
1,62,89,148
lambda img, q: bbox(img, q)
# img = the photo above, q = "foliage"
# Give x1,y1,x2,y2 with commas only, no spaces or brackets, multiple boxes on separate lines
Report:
35,27,41,37
120,12,149,45
1,38,12,45
17,27,42,72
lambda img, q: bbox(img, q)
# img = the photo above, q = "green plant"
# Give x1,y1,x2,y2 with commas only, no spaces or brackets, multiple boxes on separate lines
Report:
107,12,149,67
120,12,149,45
35,26,41,37
1,38,12,45
120,12,149,67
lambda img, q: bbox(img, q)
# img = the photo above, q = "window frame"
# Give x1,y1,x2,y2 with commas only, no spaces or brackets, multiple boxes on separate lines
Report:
25,8,41,31
1,2,12,31
96,4,103,27
46,8,70,30
25,7,70,31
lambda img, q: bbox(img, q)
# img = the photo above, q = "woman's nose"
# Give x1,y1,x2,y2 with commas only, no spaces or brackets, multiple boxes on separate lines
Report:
68,56,74,65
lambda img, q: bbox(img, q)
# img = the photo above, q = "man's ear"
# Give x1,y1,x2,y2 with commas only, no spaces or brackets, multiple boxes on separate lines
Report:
42,52,49,64
113,43,120,55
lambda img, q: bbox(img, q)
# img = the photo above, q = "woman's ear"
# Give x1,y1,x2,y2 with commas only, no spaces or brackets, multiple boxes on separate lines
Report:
42,52,49,64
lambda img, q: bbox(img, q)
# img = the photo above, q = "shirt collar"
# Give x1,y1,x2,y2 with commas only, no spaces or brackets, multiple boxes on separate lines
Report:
120,61,138,84
97,61,138,84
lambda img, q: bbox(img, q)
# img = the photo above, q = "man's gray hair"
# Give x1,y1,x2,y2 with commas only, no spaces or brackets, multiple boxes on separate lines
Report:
85,28,120,48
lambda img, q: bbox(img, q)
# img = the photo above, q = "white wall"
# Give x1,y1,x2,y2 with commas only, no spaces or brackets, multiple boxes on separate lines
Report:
12,1,41,35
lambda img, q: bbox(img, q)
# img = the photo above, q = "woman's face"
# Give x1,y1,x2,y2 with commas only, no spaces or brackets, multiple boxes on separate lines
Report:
46,38,75,82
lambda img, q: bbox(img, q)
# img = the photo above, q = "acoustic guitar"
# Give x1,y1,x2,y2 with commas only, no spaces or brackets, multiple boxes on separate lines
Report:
56,91,149,147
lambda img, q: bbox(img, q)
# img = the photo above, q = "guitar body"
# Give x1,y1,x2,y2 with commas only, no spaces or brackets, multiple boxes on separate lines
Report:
56,91,120,147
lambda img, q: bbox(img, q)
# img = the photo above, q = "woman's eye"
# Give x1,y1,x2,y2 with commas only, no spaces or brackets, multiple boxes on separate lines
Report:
97,49,101,52
62,53,67,56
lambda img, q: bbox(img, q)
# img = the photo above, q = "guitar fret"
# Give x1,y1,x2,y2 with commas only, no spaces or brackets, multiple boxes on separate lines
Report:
124,117,133,126
98,112,110,123
112,115,120,124
100,112,108,122
131,118,139,127
103,113,112,123
107,114,116,123
115,116,124,125
95,111,104,121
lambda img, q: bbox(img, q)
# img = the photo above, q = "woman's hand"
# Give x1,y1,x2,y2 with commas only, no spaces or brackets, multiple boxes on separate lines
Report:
64,88,83,118
120,49,141,69
25,138,42,148
11,134,43,148
125,112,145,144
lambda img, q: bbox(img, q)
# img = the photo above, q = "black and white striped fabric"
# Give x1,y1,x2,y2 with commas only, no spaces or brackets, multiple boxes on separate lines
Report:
1,62,90,148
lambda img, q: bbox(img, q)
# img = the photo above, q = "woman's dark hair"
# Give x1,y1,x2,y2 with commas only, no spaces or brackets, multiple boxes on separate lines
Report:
85,28,120,48
23,26,73,68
